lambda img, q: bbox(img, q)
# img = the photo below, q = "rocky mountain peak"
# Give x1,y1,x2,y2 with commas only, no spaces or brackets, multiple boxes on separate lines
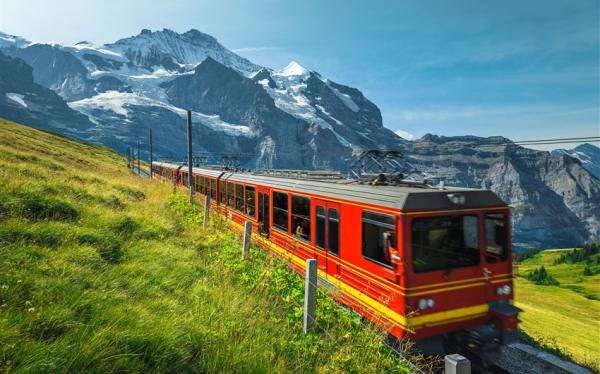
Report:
277,61,309,77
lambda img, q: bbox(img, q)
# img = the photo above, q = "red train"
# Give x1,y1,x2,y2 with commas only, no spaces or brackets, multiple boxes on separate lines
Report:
152,162,520,352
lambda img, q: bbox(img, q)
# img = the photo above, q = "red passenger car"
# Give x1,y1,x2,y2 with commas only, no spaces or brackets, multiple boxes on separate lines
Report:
152,162,520,352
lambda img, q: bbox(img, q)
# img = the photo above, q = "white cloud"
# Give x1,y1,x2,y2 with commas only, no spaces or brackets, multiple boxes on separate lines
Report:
394,129,414,140
232,46,282,53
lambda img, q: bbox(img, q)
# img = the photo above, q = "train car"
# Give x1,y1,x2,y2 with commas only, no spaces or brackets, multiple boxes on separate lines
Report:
151,161,520,352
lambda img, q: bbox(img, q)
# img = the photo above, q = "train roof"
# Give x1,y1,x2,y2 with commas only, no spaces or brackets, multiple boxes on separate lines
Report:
153,162,507,211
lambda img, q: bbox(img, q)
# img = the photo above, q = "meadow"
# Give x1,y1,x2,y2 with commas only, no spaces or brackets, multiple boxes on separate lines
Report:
0,119,419,373
514,248,600,371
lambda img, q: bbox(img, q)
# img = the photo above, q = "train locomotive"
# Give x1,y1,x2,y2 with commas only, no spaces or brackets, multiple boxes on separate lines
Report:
151,161,520,353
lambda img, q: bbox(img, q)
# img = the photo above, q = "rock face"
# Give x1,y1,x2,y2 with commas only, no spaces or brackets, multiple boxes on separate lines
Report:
0,28,598,249
0,51,94,136
552,143,600,179
404,135,600,249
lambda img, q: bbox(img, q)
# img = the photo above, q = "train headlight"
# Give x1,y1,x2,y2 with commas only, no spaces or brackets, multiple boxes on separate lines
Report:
418,298,435,310
497,285,511,295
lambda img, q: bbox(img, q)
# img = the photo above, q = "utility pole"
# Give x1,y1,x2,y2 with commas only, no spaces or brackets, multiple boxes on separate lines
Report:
137,141,141,176
148,128,153,179
187,110,193,202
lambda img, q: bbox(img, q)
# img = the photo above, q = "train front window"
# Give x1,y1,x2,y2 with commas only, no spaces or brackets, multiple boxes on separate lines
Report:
485,213,508,262
412,215,480,273
362,211,395,267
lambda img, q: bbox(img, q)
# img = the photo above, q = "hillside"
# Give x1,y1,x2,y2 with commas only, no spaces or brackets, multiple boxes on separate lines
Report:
514,248,600,371
0,119,414,373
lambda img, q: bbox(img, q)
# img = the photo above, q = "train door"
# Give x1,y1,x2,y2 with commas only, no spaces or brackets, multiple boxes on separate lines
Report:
481,210,512,301
257,189,270,237
314,200,341,282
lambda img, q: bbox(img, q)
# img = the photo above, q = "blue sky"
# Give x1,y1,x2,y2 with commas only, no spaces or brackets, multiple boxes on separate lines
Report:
1,0,598,149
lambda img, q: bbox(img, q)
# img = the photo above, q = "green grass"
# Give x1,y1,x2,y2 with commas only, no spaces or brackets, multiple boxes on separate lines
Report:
0,119,420,373
514,249,600,371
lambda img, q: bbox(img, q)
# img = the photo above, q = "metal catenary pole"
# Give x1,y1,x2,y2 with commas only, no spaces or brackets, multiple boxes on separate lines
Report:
187,110,193,201
148,128,153,179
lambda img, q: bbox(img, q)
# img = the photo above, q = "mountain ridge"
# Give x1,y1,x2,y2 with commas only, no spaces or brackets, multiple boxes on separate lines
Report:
0,28,598,248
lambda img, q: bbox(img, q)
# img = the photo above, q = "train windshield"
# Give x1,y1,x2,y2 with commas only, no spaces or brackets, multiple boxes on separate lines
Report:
412,215,480,273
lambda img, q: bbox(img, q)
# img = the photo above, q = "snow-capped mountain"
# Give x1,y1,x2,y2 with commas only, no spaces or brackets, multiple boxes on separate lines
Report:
552,143,600,179
0,28,598,248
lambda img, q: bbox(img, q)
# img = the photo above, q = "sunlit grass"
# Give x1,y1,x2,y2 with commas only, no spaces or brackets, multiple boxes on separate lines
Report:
0,118,416,373
514,249,600,371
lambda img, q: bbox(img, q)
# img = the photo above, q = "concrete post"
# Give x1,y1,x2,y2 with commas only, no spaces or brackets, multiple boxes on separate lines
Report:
242,221,252,259
187,110,193,202
203,195,210,229
303,259,317,333
445,354,471,374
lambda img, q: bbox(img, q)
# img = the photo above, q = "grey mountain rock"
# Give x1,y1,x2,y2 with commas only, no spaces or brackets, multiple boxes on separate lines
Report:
552,143,600,179
405,135,599,249
0,28,597,249
0,51,94,136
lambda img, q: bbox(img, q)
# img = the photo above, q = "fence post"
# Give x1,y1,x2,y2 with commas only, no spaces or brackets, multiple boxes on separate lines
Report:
303,259,317,333
445,354,471,374
242,221,252,259
137,141,141,176
203,195,211,229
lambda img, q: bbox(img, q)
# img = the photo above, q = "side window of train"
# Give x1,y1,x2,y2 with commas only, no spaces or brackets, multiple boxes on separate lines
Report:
273,191,289,232
210,179,217,200
315,206,340,256
219,181,226,204
194,176,201,195
485,213,508,262
245,186,256,217
316,206,326,248
362,211,395,268
328,209,340,256
291,195,310,242
235,184,244,212
227,182,234,207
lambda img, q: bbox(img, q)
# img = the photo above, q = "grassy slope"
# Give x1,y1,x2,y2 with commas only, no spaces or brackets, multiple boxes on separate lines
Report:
514,249,600,371
0,119,416,373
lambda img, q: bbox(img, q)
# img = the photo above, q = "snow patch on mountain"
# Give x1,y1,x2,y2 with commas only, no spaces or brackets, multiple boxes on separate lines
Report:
276,61,309,77
69,91,254,137
105,28,261,76
327,83,359,112
0,32,30,48
394,129,414,140
6,93,27,107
